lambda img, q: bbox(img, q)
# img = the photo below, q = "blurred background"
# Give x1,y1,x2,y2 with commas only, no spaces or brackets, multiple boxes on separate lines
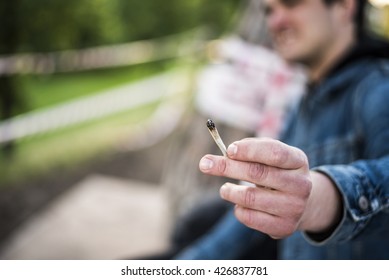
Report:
0,0,388,259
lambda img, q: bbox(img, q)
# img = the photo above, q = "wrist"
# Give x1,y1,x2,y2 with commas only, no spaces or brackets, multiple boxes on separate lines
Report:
299,171,343,234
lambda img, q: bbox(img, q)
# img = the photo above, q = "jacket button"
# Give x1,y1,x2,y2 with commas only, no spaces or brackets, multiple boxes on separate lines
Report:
358,196,369,211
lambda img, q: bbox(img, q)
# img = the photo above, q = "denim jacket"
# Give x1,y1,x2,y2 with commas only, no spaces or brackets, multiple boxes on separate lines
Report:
175,41,389,261
280,57,389,259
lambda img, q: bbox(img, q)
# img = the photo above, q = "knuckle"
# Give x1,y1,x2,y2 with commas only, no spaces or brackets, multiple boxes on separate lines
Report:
293,198,307,217
284,197,305,220
290,173,312,198
300,175,312,199
284,225,297,237
281,220,297,237
243,187,257,208
282,191,308,220
218,158,227,175
240,208,256,227
302,152,309,167
271,143,289,165
248,162,267,181
294,148,309,169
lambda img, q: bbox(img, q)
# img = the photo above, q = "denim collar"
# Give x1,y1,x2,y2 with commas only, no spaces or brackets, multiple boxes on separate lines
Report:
305,36,389,104
303,59,369,106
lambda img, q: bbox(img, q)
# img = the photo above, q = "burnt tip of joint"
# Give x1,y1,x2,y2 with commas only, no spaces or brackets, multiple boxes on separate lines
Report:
206,119,215,130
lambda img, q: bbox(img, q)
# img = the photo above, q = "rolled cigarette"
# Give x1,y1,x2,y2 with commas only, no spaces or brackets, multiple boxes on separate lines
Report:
206,119,227,156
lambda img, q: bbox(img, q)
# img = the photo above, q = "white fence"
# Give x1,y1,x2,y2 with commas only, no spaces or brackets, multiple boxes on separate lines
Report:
0,28,207,145
0,27,207,76
0,69,192,145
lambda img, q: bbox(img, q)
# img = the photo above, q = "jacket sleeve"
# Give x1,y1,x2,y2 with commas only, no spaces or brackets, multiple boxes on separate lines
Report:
307,156,389,245
304,66,389,245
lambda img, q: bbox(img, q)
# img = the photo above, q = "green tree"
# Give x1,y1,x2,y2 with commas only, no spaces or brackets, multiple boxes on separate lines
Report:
117,0,241,41
1,0,241,53
17,0,125,52
0,0,24,155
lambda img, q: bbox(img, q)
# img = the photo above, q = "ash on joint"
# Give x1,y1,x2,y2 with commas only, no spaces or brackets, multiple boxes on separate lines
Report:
206,119,216,130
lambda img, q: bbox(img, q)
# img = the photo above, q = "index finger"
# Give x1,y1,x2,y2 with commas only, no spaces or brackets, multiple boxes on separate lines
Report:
199,154,310,194
227,138,308,170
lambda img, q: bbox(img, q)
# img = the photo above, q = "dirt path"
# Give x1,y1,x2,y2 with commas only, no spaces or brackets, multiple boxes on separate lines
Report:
0,131,175,253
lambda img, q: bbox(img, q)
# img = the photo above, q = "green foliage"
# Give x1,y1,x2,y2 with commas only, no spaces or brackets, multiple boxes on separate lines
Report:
16,0,125,52
0,0,241,184
117,0,240,40
0,0,241,54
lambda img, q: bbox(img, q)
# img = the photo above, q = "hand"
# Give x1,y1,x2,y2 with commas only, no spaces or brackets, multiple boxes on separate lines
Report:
199,138,342,239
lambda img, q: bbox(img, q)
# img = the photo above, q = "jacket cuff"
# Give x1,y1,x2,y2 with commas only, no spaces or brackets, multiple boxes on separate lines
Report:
302,164,382,246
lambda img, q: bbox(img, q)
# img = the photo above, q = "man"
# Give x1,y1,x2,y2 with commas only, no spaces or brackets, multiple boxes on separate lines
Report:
196,0,389,259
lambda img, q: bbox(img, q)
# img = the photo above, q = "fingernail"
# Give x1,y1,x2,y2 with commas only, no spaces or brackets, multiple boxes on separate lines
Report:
199,157,214,170
227,143,237,156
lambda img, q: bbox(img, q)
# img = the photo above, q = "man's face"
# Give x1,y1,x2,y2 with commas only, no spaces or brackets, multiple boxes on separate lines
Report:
264,0,340,66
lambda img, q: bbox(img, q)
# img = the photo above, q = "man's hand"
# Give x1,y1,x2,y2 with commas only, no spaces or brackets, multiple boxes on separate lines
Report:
199,138,342,239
